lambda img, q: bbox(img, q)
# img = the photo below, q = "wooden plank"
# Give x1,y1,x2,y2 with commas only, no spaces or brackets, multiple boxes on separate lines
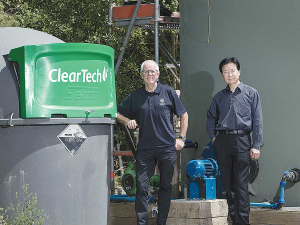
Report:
250,208,300,225
166,217,228,225
110,202,136,218
111,199,228,219
110,203,158,218
110,200,228,220
110,202,300,225
110,217,157,225
110,216,228,225
169,199,228,219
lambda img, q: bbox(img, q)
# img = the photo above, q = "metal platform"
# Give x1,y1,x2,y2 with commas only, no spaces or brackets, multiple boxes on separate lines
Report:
112,3,180,30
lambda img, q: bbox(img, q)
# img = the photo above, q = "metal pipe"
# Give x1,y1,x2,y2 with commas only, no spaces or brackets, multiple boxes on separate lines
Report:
278,181,286,205
159,41,180,71
159,42,180,71
167,66,180,83
250,202,278,209
113,150,133,156
282,168,300,182
115,0,143,76
110,124,115,194
147,29,180,71
116,143,124,177
108,0,112,33
154,0,159,64
110,195,136,202
250,169,300,210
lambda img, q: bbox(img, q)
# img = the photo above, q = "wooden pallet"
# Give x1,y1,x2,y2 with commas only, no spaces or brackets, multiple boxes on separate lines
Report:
250,208,300,225
110,199,229,225
110,200,300,225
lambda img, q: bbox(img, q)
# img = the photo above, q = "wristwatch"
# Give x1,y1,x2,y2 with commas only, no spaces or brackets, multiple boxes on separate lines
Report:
178,136,186,141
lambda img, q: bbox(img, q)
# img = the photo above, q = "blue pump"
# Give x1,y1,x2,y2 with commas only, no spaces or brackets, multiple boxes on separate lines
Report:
186,158,220,199
187,146,300,209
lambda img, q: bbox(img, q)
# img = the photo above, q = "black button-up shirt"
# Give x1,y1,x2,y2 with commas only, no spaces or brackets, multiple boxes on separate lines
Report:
118,82,186,150
206,82,263,150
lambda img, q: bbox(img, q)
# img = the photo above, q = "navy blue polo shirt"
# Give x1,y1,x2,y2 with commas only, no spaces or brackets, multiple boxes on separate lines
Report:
118,82,186,150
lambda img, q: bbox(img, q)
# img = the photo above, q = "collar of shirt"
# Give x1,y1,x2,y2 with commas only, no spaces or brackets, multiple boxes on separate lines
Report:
225,81,245,93
141,81,162,95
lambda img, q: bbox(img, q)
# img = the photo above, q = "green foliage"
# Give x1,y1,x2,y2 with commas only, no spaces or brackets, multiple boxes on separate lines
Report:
162,0,179,12
0,184,49,225
0,2,20,26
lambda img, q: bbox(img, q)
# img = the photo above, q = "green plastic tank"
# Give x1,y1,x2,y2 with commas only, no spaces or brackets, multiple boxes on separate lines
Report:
8,43,117,118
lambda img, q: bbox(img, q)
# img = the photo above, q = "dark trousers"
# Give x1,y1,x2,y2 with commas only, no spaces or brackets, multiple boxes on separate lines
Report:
135,148,176,225
213,133,251,225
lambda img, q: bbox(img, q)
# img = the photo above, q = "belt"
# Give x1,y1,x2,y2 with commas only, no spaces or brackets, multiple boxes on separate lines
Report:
218,130,250,135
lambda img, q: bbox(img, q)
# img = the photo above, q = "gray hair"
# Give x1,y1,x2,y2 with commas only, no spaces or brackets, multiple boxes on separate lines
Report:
140,60,159,73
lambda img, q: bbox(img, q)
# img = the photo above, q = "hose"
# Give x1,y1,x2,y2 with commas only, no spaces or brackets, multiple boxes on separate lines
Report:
251,168,300,209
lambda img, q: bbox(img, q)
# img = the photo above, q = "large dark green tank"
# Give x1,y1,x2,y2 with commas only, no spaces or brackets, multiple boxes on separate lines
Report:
180,0,300,206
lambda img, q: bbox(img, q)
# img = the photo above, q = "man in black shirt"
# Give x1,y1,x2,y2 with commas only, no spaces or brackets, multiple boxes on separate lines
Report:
117,60,188,225
206,57,263,225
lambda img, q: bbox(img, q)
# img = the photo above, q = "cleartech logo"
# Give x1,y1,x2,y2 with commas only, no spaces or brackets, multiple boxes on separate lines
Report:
48,68,108,83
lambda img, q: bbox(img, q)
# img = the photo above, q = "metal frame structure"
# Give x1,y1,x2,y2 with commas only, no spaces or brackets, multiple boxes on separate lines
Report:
111,0,180,81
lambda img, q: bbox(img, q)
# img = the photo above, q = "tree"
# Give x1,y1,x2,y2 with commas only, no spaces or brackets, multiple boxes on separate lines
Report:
0,1,20,26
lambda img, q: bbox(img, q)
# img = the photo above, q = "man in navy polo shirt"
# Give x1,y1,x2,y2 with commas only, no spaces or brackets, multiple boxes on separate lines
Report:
117,60,188,225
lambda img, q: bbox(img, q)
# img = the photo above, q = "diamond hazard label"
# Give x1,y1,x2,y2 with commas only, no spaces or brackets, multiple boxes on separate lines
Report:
58,124,87,156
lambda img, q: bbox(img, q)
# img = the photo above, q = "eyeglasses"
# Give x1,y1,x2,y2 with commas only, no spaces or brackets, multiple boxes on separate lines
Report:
143,70,158,74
